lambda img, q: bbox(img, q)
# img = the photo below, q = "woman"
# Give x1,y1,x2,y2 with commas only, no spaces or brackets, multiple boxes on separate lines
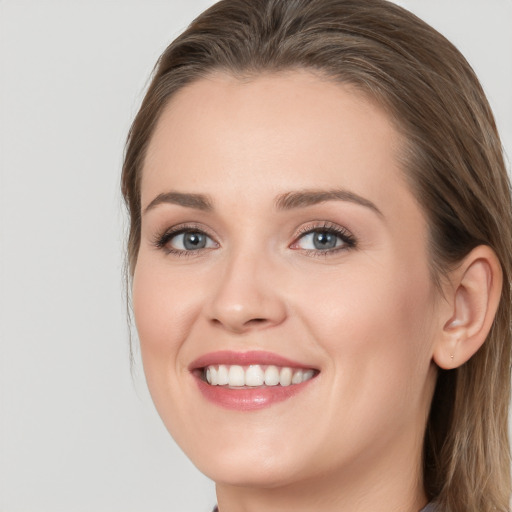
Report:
121,0,512,511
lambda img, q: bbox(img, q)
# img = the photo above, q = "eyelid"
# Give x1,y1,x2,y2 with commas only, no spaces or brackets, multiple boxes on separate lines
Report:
290,221,356,253
152,222,219,254
151,220,356,256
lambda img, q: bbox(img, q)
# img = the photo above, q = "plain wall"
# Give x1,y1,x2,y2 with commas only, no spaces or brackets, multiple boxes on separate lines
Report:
0,1,510,511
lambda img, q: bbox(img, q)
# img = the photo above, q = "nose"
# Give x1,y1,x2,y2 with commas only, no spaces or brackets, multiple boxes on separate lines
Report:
205,250,287,334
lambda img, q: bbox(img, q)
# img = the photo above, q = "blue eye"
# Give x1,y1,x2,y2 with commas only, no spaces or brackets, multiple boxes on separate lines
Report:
173,231,210,250
293,225,356,253
156,228,217,253
299,231,340,250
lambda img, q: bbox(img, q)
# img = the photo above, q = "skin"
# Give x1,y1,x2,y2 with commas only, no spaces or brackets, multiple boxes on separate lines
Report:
133,70,446,512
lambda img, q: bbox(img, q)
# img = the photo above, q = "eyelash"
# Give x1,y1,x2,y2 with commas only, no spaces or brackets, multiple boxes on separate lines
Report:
291,222,356,256
152,221,356,257
152,223,218,257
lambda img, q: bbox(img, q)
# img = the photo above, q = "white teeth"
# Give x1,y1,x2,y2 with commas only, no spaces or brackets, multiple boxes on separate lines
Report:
245,365,265,386
217,364,229,385
228,365,245,387
204,364,316,387
279,367,292,386
264,365,280,386
303,369,314,382
291,369,303,385
206,366,218,385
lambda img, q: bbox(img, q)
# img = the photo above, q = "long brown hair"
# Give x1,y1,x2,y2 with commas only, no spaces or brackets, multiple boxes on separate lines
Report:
121,1,512,510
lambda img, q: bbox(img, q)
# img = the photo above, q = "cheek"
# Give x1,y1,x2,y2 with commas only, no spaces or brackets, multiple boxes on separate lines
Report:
292,256,436,400
299,257,433,335
132,256,202,375
131,255,210,440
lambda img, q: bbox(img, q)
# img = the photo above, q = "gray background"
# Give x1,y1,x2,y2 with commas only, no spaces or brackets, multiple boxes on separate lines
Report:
0,1,510,511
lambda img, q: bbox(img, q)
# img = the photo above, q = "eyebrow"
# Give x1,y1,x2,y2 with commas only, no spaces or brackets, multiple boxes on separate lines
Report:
143,191,213,214
143,188,382,217
275,189,383,217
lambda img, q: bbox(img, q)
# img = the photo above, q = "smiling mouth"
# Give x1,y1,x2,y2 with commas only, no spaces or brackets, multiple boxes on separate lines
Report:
202,364,318,387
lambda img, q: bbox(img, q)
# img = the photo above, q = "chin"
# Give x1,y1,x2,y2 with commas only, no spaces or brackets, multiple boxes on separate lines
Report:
197,454,306,489
177,424,331,491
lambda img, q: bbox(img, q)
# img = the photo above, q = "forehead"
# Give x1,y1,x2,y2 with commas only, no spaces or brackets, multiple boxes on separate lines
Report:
142,70,415,217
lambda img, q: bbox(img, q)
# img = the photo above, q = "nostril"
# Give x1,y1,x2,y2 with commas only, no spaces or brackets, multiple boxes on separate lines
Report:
210,316,269,332
246,318,267,325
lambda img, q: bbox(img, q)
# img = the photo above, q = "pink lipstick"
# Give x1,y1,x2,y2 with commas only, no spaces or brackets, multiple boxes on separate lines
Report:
189,351,319,411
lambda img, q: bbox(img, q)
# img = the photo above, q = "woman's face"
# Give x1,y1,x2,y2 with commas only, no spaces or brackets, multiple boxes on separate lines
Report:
133,71,440,489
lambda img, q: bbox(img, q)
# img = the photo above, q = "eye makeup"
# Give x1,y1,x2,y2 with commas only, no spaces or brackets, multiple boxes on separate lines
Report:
151,219,357,258
290,221,357,256
151,222,219,256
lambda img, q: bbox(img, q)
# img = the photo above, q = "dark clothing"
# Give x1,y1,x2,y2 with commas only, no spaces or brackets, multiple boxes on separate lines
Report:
212,502,438,511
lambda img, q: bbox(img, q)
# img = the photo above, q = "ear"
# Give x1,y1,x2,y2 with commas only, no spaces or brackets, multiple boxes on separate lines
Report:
433,245,502,370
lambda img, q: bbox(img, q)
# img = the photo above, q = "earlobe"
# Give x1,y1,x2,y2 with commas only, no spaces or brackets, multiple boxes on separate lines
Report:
433,245,502,370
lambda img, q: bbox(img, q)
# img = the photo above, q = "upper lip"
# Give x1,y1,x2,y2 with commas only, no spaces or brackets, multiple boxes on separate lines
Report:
189,350,317,370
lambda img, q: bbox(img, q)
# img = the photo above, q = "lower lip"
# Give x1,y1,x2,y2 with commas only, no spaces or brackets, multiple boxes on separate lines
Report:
194,375,316,411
